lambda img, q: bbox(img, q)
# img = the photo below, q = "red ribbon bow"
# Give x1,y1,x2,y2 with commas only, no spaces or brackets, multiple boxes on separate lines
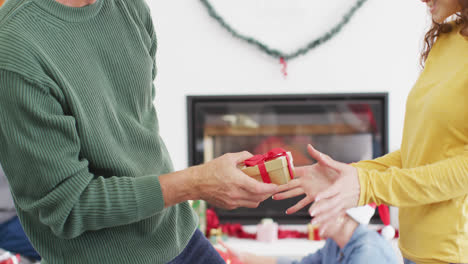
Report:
244,148,294,184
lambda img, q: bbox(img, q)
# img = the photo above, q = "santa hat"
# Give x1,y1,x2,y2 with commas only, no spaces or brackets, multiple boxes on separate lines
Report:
346,203,376,225
346,203,395,240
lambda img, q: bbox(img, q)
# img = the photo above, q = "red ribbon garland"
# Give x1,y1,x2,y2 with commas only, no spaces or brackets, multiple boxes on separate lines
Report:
244,148,294,184
206,208,399,240
279,57,288,77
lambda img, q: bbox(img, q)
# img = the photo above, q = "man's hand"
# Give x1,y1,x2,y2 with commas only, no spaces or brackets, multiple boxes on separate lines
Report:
191,151,279,209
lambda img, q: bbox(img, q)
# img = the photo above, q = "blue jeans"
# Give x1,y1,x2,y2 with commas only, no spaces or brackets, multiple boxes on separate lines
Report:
0,216,41,261
277,225,398,264
277,224,398,264
167,229,224,264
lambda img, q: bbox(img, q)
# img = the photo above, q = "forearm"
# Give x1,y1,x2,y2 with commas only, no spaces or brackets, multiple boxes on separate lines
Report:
352,150,402,171
10,168,168,239
358,153,468,207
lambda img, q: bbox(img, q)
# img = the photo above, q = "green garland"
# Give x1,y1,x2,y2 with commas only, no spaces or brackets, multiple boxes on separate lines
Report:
200,0,369,61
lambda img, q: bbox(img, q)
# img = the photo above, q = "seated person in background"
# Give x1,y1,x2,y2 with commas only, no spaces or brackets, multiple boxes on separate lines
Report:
225,205,398,264
0,166,41,262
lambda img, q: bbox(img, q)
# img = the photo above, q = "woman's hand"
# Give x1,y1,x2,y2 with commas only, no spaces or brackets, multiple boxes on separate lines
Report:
307,148,360,229
273,144,361,225
273,144,340,214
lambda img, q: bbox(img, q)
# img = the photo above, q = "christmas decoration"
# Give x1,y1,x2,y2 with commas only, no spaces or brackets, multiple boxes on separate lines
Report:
206,208,314,240
347,203,396,240
377,204,396,240
346,203,377,225
192,200,207,235
199,0,369,75
213,243,245,264
308,224,321,241
0,251,20,264
256,218,278,243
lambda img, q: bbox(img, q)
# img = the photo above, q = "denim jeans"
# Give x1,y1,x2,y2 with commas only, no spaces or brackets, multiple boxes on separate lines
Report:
0,216,41,261
167,229,224,264
277,224,398,264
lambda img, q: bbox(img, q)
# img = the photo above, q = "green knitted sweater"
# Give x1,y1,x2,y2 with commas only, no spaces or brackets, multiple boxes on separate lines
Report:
0,0,197,263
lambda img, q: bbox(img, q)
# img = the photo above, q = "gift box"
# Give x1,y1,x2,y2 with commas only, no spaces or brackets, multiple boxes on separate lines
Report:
308,223,322,241
240,148,295,185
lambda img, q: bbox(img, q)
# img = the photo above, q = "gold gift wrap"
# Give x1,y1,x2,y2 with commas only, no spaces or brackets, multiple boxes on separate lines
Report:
240,154,295,185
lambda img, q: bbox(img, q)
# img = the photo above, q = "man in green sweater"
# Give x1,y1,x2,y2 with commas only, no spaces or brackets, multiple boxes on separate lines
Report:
0,0,278,263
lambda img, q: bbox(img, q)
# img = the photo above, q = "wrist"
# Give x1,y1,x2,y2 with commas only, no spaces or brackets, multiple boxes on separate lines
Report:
186,165,203,201
335,217,359,249
159,167,201,207
354,167,366,206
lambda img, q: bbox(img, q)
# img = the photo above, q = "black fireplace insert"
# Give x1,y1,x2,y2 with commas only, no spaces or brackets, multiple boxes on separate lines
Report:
187,93,388,224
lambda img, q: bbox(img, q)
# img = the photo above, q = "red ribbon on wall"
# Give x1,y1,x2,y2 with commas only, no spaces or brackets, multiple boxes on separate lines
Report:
279,57,288,77
244,148,294,184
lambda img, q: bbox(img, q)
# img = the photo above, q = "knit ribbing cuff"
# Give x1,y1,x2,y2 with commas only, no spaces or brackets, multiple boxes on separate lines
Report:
134,175,165,220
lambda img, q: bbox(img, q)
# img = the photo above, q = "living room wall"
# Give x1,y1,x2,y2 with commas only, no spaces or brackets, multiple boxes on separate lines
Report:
149,0,429,173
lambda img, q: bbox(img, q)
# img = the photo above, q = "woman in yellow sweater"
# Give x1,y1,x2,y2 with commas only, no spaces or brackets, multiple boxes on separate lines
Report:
274,0,468,263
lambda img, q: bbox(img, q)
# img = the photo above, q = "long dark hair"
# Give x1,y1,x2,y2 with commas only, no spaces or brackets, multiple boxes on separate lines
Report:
420,0,468,67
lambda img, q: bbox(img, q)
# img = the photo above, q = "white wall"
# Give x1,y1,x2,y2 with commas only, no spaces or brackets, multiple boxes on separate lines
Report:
149,0,431,171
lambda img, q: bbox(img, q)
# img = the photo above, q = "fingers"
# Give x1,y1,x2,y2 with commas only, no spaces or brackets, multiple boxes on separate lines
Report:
307,145,348,175
237,200,261,208
293,166,310,178
307,144,335,169
285,195,313,215
239,172,279,195
240,188,273,203
310,197,344,226
273,187,304,200
314,181,341,202
276,178,301,193
233,151,253,164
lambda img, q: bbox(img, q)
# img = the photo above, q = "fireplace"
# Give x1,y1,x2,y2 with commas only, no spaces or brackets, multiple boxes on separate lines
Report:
187,93,388,224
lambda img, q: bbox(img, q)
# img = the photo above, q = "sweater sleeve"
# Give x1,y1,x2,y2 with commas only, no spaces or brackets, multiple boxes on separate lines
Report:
125,0,157,81
146,6,157,81
357,147,468,207
0,70,165,239
351,150,402,171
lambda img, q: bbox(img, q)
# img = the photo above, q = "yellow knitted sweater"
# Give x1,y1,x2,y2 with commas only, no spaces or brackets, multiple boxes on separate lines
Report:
353,23,468,264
